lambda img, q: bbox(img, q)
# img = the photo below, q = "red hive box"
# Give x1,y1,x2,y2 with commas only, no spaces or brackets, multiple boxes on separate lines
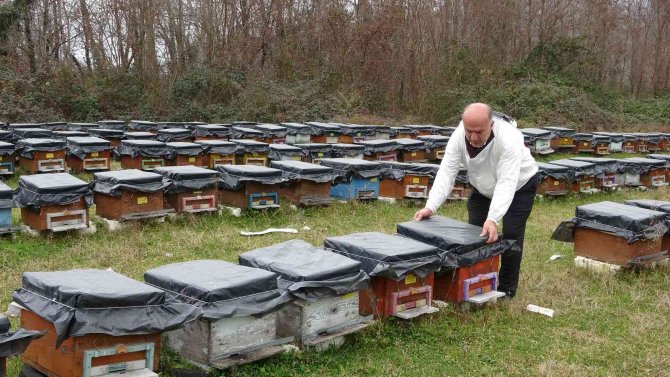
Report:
378,162,437,199
154,166,219,213
252,124,288,144
591,134,611,155
118,140,170,171
336,124,375,144
195,140,239,168
15,173,91,232
17,138,66,173
217,164,283,209
166,142,206,167
623,157,668,188
542,126,575,150
358,140,398,162
536,162,570,196
324,232,443,319
570,157,620,190
647,154,670,181
194,124,231,141
573,134,594,153
271,160,334,206
547,159,598,194
394,138,428,162
230,139,270,166
65,136,112,173
93,169,172,221
624,199,670,253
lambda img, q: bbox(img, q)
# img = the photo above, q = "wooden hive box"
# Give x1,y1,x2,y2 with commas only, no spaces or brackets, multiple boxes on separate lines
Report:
447,167,471,200
92,169,172,221
193,124,231,141
647,154,670,181
521,128,555,155
14,269,200,377
624,199,670,253
394,138,428,162
570,157,620,190
269,144,305,162
542,126,575,150
593,132,624,152
374,125,393,140
271,160,334,206
591,134,611,155
297,143,335,163
659,134,670,152
563,202,668,267
230,126,264,142
144,260,293,369
391,127,415,140
324,232,442,319
378,162,437,199
0,142,16,176
319,158,382,201
154,166,219,213
17,138,66,173
305,122,341,144
0,322,42,376
166,142,206,167
87,128,125,148
217,164,283,209
15,173,91,232
397,216,513,304
230,139,269,166
336,125,374,144
65,136,112,173
241,240,371,348
157,128,194,143
620,158,668,188
547,159,598,194
536,162,570,196
357,140,398,162
416,135,449,161
404,125,433,137
252,124,288,145
194,140,239,168
118,140,170,171
573,134,595,153
641,133,663,152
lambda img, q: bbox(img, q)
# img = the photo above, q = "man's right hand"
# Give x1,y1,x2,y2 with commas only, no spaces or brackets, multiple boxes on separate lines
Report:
413,208,433,221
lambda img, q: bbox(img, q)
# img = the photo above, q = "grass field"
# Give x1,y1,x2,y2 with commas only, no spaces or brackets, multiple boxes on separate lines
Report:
1,154,670,377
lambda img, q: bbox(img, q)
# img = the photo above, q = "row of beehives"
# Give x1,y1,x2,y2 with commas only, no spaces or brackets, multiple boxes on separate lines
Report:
536,155,670,196
0,159,465,235
522,127,670,156
0,134,448,175
3,214,513,375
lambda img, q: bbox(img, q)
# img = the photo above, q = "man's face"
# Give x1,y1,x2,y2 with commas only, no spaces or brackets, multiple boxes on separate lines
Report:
464,119,493,148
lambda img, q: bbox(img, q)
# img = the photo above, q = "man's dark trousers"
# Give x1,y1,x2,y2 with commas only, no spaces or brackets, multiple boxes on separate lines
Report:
466,174,538,296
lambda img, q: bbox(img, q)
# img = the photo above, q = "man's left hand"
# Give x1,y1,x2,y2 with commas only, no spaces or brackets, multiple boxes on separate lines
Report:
480,220,499,244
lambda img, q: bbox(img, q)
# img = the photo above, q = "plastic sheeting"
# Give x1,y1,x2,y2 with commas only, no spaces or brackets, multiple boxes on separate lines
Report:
541,126,574,137
417,135,449,149
194,124,231,138
115,140,171,158
144,260,291,320
123,132,157,140
12,128,53,139
157,128,193,142
337,124,375,136
648,154,670,168
0,141,14,156
230,127,264,139
16,138,65,159
128,120,162,132
574,133,593,141
0,181,13,209
195,140,239,155
570,157,620,177
0,131,14,143
166,142,205,156
268,144,305,160
97,120,127,130
53,131,89,140
154,166,218,193
617,158,664,175
324,232,442,280
44,122,68,131
393,138,427,152
280,123,311,135
593,132,624,142
319,158,385,181
14,173,93,209
356,140,397,154
623,134,639,142
92,169,168,196
240,240,370,301
591,134,611,147
551,201,669,244
66,137,112,160
270,160,337,182
636,133,663,144
252,124,288,137
229,139,270,154
12,269,201,347
88,128,125,139
67,123,98,131
396,216,519,268
547,159,596,181
380,162,439,180
521,128,554,142
217,164,285,190
0,326,42,357
536,162,570,181
297,143,335,159
305,122,341,136
391,126,413,136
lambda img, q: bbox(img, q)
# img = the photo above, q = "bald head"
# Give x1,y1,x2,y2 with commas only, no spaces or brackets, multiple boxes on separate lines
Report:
462,103,494,147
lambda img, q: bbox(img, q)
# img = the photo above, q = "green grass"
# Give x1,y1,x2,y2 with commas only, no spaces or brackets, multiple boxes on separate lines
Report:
1,171,670,376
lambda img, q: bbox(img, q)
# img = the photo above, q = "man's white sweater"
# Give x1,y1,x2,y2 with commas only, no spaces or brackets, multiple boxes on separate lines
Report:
425,119,538,224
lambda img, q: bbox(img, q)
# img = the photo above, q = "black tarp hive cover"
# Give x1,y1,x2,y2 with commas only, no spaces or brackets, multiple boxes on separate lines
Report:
53,131,89,140
239,239,369,301
305,122,341,135
324,232,442,280
570,157,620,176
229,139,269,153
355,139,397,154
12,269,201,346
520,128,553,142
396,216,519,268
616,157,664,175
67,123,98,131
393,138,426,151
93,169,168,196
0,141,14,155
194,124,231,138
328,143,362,158
280,123,311,134
123,132,157,140
380,161,439,180
625,199,670,216
88,128,124,138
44,122,68,130
97,120,127,130
0,317,42,357
593,132,625,142
154,165,218,193
230,127,264,139
0,181,13,208
252,124,288,136
648,154,670,167
12,128,53,139
547,159,596,181
374,125,393,134
128,120,161,131
318,158,385,181
541,126,574,137
574,133,593,141
336,124,375,136
269,144,305,160
0,130,13,142
16,138,66,159
144,260,291,319
635,133,663,143
417,135,449,148
404,124,434,131
536,162,570,180
217,164,284,190
552,201,669,244
232,121,258,127
195,140,239,155
270,160,337,182
66,136,112,160
15,173,93,208
166,142,204,156
116,140,171,158
157,128,193,142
